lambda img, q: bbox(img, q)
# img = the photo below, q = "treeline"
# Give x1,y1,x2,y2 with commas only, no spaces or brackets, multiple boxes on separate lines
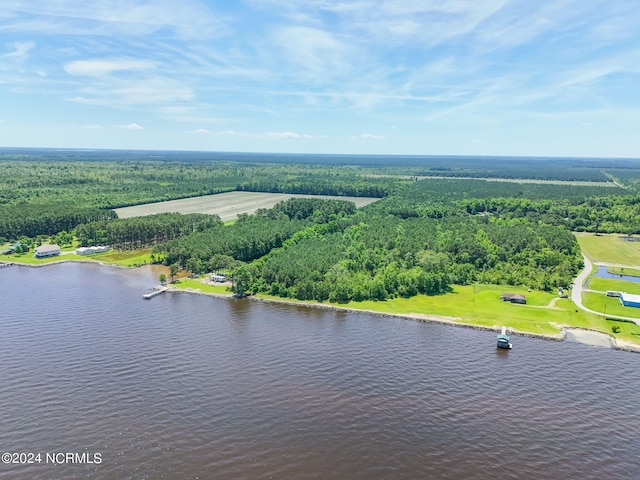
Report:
236,177,388,198
458,195,640,234
364,179,640,234
75,213,223,249
0,203,116,239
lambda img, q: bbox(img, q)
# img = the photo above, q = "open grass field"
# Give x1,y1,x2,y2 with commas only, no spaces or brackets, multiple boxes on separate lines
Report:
0,248,154,267
345,284,596,335
172,277,232,295
582,291,640,321
115,191,380,220
587,277,640,295
575,232,640,266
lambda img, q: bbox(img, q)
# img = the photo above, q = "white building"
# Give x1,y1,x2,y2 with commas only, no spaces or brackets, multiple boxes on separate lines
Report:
34,244,61,258
76,245,110,256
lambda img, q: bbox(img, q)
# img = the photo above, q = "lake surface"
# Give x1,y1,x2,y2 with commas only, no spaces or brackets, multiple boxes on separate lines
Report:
1,263,639,479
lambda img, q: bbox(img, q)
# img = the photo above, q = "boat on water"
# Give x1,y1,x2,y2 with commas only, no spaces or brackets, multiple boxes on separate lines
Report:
497,326,512,349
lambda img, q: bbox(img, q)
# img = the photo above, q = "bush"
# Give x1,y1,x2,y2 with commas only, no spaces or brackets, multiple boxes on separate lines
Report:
612,325,621,334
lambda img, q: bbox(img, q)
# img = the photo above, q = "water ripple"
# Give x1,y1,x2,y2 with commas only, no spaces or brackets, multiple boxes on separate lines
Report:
1,264,639,479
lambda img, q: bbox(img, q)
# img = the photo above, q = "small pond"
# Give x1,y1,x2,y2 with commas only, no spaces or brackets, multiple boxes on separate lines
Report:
593,266,640,283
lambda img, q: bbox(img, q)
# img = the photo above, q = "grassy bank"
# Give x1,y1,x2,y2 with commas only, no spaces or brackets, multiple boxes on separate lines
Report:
588,277,640,296
254,283,638,342
0,248,154,267
606,266,640,277
172,277,232,295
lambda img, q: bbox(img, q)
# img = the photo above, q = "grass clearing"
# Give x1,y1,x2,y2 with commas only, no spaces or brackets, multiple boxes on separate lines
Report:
575,233,640,266
115,191,380,220
607,266,640,277
341,285,582,335
583,291,640,320
172,277,232,295
1,248,154,267
340,284,640,345
98,249,154,267
587,277,640,295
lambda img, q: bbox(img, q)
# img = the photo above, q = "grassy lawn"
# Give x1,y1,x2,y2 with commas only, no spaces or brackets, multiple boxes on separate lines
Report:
575,232,640,266
344,284,602,335
581,292,640,341
1,248,154,267
583,291,640,319
98,249,154,267
346,284,640,344
172,277,233,295
606,266,640,277
587,277,640,295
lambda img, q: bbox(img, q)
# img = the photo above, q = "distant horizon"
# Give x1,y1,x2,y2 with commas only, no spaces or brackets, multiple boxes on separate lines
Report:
1,145,639,162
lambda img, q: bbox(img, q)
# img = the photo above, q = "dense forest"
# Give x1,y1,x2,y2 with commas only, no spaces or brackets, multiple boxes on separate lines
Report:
3,149,640,303
144,197,581,301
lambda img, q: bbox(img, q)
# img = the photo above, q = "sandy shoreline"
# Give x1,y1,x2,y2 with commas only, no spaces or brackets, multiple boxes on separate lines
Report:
4,259,639,353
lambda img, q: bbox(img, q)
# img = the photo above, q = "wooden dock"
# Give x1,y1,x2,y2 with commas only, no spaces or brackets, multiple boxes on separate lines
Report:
143,287,168,299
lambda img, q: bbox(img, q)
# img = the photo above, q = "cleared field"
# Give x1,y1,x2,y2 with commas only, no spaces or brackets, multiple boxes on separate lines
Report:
575,232,640,266
115,191,379,220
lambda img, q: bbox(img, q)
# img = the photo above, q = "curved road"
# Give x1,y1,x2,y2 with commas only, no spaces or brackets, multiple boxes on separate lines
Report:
572,255,640,325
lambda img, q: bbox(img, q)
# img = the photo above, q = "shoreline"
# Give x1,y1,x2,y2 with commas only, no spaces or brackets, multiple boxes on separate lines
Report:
169,285,640,354
4,259,639,353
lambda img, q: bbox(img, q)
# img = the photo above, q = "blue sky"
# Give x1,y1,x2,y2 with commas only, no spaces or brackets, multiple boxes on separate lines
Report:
1,0,639,157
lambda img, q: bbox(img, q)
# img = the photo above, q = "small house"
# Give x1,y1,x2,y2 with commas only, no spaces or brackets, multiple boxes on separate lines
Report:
211,273,226,282
34,244,61,258
500,293,527,304
2,242,28,255
619,292,640,309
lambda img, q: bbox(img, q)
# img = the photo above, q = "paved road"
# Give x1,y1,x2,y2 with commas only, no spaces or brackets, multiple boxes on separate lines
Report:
572,254,640,325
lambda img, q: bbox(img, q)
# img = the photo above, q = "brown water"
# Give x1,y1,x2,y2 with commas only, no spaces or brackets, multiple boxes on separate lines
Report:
1,263,639,479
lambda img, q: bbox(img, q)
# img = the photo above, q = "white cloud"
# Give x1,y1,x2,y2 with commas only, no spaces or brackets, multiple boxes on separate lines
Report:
213,129,325,139
114,123,145,130
264,131,300,138
0,0,227,39
271,26,355,77
2,41,36,58
352,133,384,139
64,58,157,77
193,128,210,134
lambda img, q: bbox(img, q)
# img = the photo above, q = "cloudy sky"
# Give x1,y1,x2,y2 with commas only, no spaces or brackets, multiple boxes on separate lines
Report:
0,1,639,157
